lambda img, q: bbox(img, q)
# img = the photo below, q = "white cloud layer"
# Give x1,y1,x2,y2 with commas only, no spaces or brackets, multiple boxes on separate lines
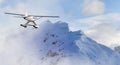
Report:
82,0,105,16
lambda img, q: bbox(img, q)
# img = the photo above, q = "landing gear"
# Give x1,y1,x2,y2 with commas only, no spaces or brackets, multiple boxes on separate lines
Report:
32,21,38,29
20,24,27,28
33,25,38,29
20,21,38,29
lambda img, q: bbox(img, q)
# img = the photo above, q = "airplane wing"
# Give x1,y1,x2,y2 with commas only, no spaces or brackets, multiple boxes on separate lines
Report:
5,12,60,18
5,12,24,16
30,15,60,18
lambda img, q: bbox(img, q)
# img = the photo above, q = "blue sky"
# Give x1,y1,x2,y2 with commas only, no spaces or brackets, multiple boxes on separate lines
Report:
103,0,120,13
0,0,120,47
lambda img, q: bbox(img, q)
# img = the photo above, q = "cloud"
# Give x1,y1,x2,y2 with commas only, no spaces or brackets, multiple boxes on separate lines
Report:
82,0,105,16
80,13,120,47
86,23,120,46
81,13,120,28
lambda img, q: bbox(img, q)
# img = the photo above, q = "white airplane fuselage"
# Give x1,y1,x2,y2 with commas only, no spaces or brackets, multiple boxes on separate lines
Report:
24,16,35,22
21,16,38,28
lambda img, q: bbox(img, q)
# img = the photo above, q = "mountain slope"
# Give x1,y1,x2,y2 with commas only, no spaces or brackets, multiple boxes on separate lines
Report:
0,21,120,65
114,46,120,53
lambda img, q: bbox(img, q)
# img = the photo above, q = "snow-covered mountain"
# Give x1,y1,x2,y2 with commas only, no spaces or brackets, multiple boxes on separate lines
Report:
0,21,120,65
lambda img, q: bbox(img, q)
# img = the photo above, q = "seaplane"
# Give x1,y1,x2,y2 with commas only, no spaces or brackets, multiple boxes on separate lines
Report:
5,12,59,28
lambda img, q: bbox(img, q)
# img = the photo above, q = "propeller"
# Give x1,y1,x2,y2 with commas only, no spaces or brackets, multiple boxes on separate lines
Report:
24,11,28,16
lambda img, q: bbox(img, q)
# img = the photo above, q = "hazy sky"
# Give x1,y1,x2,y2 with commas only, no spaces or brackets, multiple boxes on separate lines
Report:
0,0,120,47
